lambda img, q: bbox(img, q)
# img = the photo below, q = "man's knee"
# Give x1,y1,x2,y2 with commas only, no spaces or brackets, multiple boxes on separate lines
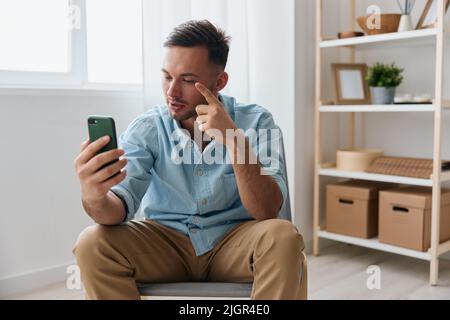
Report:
258,219,305,252
72,224,113,267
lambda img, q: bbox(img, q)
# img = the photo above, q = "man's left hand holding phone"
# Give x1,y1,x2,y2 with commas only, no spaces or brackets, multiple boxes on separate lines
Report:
74,116,129,225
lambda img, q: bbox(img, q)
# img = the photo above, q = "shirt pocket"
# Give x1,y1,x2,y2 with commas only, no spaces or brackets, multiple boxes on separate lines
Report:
221,172,240,207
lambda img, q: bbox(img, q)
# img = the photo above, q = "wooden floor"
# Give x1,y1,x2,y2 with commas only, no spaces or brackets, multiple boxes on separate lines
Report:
5,243,450,300
308,243,450,300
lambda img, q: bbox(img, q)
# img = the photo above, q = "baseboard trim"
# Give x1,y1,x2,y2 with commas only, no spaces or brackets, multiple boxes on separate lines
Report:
303,237,336,255
0,261,76,299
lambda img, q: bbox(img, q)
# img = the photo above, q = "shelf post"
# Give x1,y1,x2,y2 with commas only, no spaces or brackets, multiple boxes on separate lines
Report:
348,0,356,149
349,0,356,63
430,0,446,286
313,0,323,256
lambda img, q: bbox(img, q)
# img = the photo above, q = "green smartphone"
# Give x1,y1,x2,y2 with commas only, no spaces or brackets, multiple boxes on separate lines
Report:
87,115,119,172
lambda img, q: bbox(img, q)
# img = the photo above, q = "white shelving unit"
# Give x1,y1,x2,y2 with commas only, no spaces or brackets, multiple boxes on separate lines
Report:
320,27,437,49
318,168,434,186
313,0,450,285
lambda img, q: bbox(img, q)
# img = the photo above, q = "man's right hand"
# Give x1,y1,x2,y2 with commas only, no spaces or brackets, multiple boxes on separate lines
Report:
74,136,128,203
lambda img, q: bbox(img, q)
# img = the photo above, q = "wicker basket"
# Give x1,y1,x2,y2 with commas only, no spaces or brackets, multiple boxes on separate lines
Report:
357,14,401,35
367,157,450,179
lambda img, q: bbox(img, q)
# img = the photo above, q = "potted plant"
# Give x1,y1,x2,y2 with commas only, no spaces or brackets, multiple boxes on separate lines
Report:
366,62,404,104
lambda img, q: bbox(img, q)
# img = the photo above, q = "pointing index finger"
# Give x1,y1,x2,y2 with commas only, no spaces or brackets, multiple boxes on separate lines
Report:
195,82,219,104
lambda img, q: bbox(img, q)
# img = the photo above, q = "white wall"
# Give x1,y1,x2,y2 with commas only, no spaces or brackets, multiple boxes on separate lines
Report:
0,90,144,297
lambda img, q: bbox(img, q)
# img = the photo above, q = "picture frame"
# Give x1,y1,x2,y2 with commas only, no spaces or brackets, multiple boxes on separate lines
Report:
416,0,450,29
332,63,371,105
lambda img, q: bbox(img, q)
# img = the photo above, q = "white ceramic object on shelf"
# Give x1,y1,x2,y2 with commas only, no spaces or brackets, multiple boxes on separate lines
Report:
413,94,432,103
398,15,413,32
394,93,433,104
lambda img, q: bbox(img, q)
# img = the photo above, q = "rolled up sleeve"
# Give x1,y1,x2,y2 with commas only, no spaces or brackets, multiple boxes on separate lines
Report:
111,117,158,222
251,113,288,211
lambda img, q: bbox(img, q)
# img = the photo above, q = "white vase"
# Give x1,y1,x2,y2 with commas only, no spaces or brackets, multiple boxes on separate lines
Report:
398,15,413,32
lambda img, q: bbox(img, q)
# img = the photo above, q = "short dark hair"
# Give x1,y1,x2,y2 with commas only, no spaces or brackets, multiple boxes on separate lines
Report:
164,20,231,69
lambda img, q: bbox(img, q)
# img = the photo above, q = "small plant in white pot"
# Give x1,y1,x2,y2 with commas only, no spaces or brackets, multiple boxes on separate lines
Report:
366,62,404,105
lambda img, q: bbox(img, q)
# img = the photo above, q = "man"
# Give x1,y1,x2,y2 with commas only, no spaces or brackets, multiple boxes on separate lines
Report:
73,20,307,300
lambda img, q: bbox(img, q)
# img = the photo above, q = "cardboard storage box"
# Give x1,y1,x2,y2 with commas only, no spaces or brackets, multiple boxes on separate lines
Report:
379,187,450,251
326,180,392,238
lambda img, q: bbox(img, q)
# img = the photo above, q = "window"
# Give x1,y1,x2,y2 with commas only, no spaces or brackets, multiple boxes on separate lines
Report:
86,0,142,84
0,0,143,88
0,0,70,73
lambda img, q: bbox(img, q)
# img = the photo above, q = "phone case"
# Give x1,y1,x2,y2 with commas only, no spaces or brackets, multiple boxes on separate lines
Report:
87,115,118,154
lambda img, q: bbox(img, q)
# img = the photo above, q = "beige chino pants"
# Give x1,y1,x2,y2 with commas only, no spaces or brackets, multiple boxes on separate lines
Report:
73,218,307,300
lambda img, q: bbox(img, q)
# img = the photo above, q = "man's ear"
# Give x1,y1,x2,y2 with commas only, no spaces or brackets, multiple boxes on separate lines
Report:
213,71,228,94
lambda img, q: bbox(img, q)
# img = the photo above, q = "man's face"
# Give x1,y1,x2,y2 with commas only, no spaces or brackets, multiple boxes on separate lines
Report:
162,46,223,121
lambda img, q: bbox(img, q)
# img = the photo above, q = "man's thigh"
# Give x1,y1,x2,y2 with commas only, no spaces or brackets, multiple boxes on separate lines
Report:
206,219,305,282
73,219,196,283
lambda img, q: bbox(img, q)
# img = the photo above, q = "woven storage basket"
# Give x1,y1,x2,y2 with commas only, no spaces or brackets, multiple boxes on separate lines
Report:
367,157,450,179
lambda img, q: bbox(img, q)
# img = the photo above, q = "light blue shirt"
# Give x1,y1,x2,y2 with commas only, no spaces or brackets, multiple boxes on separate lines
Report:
111,94,287,256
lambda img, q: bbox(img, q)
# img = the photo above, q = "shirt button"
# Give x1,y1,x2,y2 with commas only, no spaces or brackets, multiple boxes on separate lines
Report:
201,199,208,206
191,229,197,234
